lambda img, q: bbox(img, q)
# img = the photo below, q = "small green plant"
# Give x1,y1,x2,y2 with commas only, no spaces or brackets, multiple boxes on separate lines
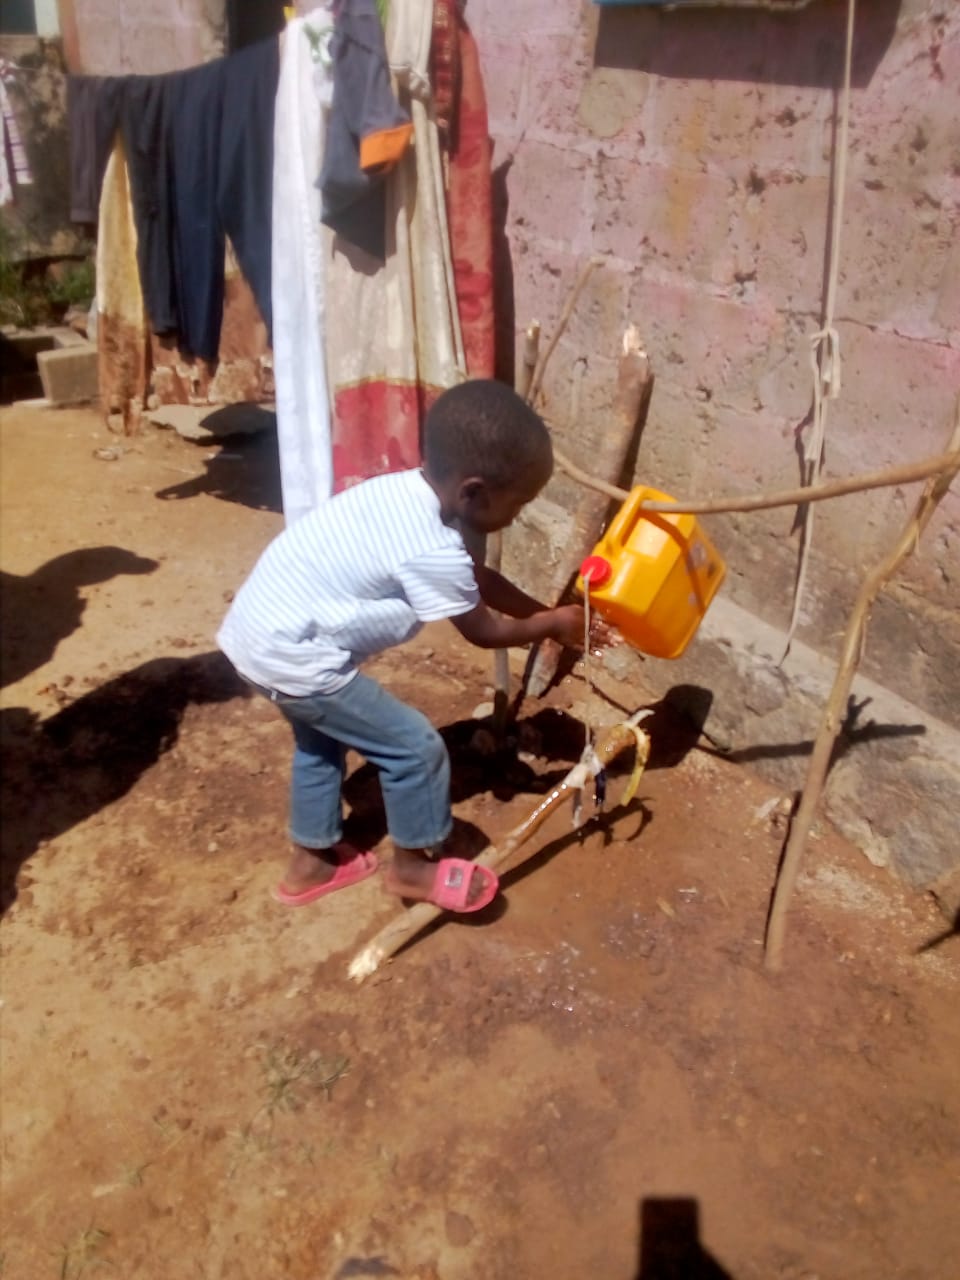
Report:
259,1040,351,1115
0,223,95,328
0,224,34,327
47,259,95,313
227,1040,349,1177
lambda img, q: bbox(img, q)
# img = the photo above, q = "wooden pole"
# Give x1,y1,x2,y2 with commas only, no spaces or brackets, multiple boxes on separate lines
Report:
553,445,960,518
526,256,604,408
764,400,960,972
525,327,653,697
485,322,542,737
518,320,540,404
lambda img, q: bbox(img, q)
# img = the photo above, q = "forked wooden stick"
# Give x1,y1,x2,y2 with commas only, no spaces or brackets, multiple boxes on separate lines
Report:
525,326,653,698
349,716,651,981
526,255,604,408
764,399,960,971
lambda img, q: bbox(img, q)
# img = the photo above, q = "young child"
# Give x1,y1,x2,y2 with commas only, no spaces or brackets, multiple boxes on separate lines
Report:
217,379,586,914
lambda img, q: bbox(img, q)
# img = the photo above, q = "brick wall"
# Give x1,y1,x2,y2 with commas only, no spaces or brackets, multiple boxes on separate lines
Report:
64,0,225,74
470,0,959,726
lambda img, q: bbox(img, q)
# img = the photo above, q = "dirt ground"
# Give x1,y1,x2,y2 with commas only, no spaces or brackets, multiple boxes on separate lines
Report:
1,403,958,1280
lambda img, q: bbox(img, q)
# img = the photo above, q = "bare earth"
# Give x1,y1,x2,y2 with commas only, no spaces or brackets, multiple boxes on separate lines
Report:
1,404,958,1280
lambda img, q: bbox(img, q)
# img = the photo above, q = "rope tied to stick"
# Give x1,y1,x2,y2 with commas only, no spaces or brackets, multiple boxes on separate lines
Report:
784,0,857,661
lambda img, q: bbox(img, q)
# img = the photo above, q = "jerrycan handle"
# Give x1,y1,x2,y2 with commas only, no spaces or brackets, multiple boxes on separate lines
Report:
602,486,660,550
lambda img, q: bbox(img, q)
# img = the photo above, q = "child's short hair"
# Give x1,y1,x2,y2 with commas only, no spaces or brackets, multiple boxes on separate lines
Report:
422,379,553,491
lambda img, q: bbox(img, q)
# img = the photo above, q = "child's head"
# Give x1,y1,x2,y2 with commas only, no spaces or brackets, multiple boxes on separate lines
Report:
422,379,553,533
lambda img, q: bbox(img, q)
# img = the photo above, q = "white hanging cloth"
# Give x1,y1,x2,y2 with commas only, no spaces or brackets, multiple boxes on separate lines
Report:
271,6,337,526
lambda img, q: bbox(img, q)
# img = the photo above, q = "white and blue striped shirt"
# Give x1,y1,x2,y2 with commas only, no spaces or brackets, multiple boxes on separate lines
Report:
217,469,479,695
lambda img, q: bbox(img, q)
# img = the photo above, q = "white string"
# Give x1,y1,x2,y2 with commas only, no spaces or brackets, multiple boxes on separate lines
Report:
783,0,856,661
582,576,594,749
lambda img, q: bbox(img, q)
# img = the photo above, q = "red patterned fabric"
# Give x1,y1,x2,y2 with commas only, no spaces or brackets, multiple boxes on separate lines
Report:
430,0,459,146
329,1,494,492
446,12,495,379
332,380,443,491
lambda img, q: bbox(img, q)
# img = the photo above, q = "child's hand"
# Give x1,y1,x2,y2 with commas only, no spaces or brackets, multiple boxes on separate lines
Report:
547,604,588,648
587,617,621,650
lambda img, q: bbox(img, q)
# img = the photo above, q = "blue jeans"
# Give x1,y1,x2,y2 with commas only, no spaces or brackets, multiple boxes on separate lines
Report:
256,673,453,851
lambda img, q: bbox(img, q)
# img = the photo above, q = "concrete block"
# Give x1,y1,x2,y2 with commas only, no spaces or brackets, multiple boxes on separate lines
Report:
1,326,57,361
840,182,958,340
51,326,89,349
592,156,733,284
36,344,98,405
509,140,593,252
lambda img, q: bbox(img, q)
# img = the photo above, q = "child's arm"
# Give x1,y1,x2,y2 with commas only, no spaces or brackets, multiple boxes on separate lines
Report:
473,565,546,619
451,600,584,650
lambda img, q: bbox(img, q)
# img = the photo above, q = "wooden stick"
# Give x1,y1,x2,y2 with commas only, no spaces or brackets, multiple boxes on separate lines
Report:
553,445,960,516
348,718,651,981
525,327,653,697
518,320,541,404
526,256,604,408
486,323,543,736
764,400,960,972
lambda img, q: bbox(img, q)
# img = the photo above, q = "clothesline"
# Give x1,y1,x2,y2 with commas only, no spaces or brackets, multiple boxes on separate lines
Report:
79,0,495,525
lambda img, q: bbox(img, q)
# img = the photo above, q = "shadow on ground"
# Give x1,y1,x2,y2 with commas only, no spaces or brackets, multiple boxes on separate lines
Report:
155,425,282,513
338,691,705,867
1,546,158,689
703,693,926,768
0,651,246,914
634,1196,734,1279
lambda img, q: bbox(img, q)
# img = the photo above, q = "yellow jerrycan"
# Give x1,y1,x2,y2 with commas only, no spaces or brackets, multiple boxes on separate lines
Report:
576,486,726,659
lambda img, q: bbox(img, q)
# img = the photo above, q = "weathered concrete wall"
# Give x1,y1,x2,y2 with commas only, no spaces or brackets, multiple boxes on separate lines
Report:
63,0,225,74
0,35,89,260
473,0,959,731
476,0,959,889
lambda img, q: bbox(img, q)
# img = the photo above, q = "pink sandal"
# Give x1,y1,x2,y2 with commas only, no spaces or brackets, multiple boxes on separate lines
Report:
428,858,499,914
274,845,378,906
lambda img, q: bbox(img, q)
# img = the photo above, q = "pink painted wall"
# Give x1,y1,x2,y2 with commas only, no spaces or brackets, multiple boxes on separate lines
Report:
470,0,959,724
66,0,225,74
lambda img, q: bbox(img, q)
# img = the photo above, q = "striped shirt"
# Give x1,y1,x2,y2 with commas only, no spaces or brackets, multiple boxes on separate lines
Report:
217,469,479,695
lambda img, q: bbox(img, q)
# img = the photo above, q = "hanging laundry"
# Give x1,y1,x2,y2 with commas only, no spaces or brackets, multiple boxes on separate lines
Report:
66,38,279,361
272,5,337,524
442,2,495,379
326,0,466,492
66,74,114,222
115,75,179,339
319,0,413,259
166,38,279,359
1,66,33,205
95,133,150,428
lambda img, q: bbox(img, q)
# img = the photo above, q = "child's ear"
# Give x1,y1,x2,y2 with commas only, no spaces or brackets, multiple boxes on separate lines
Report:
458,477,487,507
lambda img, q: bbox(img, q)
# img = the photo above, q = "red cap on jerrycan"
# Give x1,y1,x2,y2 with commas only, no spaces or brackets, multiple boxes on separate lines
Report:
580,555,612,586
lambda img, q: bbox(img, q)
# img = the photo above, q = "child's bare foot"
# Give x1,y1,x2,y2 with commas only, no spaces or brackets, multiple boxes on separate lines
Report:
282,843,344,894
275,843,377,906
383,846,498,912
